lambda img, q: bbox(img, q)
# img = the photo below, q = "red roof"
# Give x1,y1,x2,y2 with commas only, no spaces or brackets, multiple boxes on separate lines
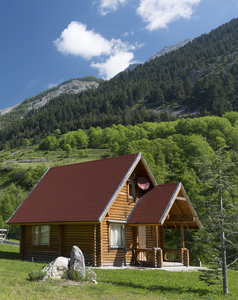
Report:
127,183,179,224
8,153,139,224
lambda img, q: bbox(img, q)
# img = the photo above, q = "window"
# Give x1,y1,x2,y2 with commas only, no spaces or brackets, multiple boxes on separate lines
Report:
33,225,50,245
110,223,125,248
128,181,136,201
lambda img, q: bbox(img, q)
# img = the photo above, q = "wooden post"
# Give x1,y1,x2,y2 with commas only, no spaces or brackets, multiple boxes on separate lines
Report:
20,225,24,260
93,224,97,267
184,249,189,266
180,223,185,248
155,225,159,248
157,248,163,268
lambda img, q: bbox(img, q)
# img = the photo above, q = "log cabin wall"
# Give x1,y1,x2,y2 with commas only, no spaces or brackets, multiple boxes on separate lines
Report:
20,224,61,262
62,224,95,266
20,223,99,265
146,226,155,248
101,183,140,266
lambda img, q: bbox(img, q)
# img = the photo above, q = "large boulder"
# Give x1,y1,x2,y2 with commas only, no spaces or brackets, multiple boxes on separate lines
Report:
43,256,69,279
69,245,85,278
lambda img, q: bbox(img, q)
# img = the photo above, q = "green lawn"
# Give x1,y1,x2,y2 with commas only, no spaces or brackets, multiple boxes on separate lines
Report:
0,244,237,299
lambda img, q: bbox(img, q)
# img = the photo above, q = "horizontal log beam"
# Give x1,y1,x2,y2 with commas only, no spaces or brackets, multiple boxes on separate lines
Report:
176,197,186,201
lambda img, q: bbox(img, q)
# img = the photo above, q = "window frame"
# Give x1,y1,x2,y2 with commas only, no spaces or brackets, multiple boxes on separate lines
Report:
33,225,50,246
108,220,126,249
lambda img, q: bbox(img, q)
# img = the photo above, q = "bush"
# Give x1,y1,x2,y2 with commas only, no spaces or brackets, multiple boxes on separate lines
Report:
28,270,46,281
67,268,96,283
79,149,86,158
68,269,85,281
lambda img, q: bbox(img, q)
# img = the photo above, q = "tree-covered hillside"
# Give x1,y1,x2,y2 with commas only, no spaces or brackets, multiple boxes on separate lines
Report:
1,113,238,255
1,18,238,149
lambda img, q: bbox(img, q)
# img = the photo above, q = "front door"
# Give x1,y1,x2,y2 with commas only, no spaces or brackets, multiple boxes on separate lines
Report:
138,226,146,261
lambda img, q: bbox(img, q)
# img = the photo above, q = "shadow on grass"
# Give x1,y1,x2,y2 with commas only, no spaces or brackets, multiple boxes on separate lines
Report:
101,280,212,297
0,250,20,260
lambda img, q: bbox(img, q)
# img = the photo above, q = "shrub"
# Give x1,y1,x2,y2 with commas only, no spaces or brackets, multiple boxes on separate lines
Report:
67,268,96,283
79,149,86,158
68,269,85,281
28,270,46,281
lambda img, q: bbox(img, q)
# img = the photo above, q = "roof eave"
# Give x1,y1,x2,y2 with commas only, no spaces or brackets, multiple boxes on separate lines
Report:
180,182,203,229
159,182,181,225
160,182,202,229
7,167,51,225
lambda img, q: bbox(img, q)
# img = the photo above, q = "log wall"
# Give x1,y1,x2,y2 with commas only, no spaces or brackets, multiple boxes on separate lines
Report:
20,223,99,265
101,183,139,266
20,224,61,262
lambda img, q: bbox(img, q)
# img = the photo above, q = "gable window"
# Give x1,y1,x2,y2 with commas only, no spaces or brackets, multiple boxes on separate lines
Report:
128,181,136,201
33,225,50,245
109,222,125,248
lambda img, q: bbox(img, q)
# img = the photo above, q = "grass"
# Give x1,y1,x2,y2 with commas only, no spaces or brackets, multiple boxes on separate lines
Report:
0,244,238,299
0,146,110,169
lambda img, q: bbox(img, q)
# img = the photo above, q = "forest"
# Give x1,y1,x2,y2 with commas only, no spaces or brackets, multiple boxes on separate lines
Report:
1,18,238,149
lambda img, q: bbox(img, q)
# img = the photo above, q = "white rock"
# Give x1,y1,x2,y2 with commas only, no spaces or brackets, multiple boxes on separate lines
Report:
69,246,85,278
43,256,69,279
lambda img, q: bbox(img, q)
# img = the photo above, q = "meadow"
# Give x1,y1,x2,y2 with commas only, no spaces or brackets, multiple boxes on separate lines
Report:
0,243,237,300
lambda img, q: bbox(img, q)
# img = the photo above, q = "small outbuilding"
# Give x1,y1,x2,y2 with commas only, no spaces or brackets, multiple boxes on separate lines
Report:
7,153,202,267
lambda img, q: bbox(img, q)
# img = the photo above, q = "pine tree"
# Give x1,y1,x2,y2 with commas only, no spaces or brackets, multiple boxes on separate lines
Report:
196,148,238,294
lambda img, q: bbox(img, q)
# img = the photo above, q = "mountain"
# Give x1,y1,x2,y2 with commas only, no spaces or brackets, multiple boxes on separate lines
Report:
0,77,101,118
0,103,20,116
124,39,193,73
146,38,193,62
1,18,238,149
1,39,193,118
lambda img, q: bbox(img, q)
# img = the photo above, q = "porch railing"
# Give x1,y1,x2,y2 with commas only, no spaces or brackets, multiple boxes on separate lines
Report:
164,249,180,262
133,247,189,268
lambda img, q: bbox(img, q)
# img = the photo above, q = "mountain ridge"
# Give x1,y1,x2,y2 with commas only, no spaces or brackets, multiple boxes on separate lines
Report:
0,77,101,118
124,38,193,72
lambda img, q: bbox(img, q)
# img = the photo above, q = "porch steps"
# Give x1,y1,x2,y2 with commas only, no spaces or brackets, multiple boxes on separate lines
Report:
162,262,184,268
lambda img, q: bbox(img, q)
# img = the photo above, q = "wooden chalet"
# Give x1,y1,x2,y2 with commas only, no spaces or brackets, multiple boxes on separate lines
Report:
7,153,202,267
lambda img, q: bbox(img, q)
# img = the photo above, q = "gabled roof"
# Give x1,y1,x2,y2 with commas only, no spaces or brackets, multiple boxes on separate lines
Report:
127,182,202,229
8,153,156,224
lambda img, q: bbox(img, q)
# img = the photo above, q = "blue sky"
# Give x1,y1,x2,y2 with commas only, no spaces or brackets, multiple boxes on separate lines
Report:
0,0,238,110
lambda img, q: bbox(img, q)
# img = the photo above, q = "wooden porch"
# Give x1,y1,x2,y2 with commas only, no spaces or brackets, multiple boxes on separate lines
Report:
130,223,190,268
127,183,202,268
132,247,189,268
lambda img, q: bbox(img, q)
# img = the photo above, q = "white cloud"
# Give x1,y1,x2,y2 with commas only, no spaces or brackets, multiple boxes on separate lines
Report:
54,21,138,79
54,21,112,59
91,51,134,79
137,0,201,31
99,0,128,15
